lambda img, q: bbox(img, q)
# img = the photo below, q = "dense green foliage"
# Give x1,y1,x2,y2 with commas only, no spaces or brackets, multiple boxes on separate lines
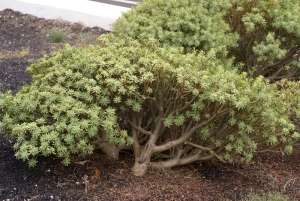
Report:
1,34,299,176
112,0,238,57
0,39,134,166
225,0,300,81
113,0,300,81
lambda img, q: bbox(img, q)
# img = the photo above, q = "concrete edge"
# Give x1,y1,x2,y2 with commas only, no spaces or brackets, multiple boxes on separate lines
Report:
0,0,130,30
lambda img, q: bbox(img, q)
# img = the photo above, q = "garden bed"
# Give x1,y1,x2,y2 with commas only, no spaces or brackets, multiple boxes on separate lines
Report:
1,9,300,200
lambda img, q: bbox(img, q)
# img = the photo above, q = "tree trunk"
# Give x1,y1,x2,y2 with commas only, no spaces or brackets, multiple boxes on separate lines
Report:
132,161,150,177
90,134,125,160
132,142,154,176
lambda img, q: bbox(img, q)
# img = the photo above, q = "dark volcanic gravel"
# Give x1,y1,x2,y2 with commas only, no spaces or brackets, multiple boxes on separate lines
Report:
0,58,31,94
0,8,107,94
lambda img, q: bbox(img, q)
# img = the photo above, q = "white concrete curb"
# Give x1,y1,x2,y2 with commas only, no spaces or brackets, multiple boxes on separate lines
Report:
0,0,131,30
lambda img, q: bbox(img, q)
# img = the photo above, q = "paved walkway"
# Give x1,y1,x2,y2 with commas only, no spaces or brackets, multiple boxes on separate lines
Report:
90,0,142,8
0,0,143,30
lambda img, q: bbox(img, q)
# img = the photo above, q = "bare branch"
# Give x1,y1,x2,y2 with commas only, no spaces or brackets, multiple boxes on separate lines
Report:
150,151,217,169
126,118,153,136
154,109,230,153
193,108,230,131
186,141,214,152
173,96,197,114
152,95,164,117
162,82,174,97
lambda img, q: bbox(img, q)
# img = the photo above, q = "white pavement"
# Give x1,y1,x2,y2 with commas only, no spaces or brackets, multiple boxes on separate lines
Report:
0,0,140,30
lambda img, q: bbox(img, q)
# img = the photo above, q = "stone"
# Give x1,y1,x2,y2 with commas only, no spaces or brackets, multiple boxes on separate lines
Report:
71,22,83,32
53,17,64,25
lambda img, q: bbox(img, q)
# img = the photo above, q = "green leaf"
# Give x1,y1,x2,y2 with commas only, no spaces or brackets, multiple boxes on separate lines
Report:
28,159,38,167
62,158,71,166
284,145,293,154
225,143,233,151
132,102,142,112
174,115,185,126
164,115,173,128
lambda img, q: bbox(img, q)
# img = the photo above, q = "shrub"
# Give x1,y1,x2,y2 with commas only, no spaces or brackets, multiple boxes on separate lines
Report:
47,28,67,43
112,0,239,58
1,34,299,176
113,0,300,81
224,0,300,81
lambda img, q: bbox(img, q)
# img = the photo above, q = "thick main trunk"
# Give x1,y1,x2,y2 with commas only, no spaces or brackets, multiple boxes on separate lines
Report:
132,142,154,176
132,161,150,177
90,135,130,160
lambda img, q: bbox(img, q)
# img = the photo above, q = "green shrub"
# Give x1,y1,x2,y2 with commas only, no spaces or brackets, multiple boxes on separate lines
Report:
224,0,300,81
112,0,239,58
113,0,300,81
1,34,299,176
47,28,67,43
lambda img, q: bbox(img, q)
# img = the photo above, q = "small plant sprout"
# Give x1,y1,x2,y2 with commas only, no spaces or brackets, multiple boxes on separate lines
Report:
0,54,6,61
18,47,30,57
47,28,67,43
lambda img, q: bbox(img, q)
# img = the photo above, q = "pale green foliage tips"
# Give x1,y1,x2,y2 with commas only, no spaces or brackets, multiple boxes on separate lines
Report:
112,0,238,56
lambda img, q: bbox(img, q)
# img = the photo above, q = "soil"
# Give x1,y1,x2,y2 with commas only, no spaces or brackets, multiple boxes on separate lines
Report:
1,9,300,201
